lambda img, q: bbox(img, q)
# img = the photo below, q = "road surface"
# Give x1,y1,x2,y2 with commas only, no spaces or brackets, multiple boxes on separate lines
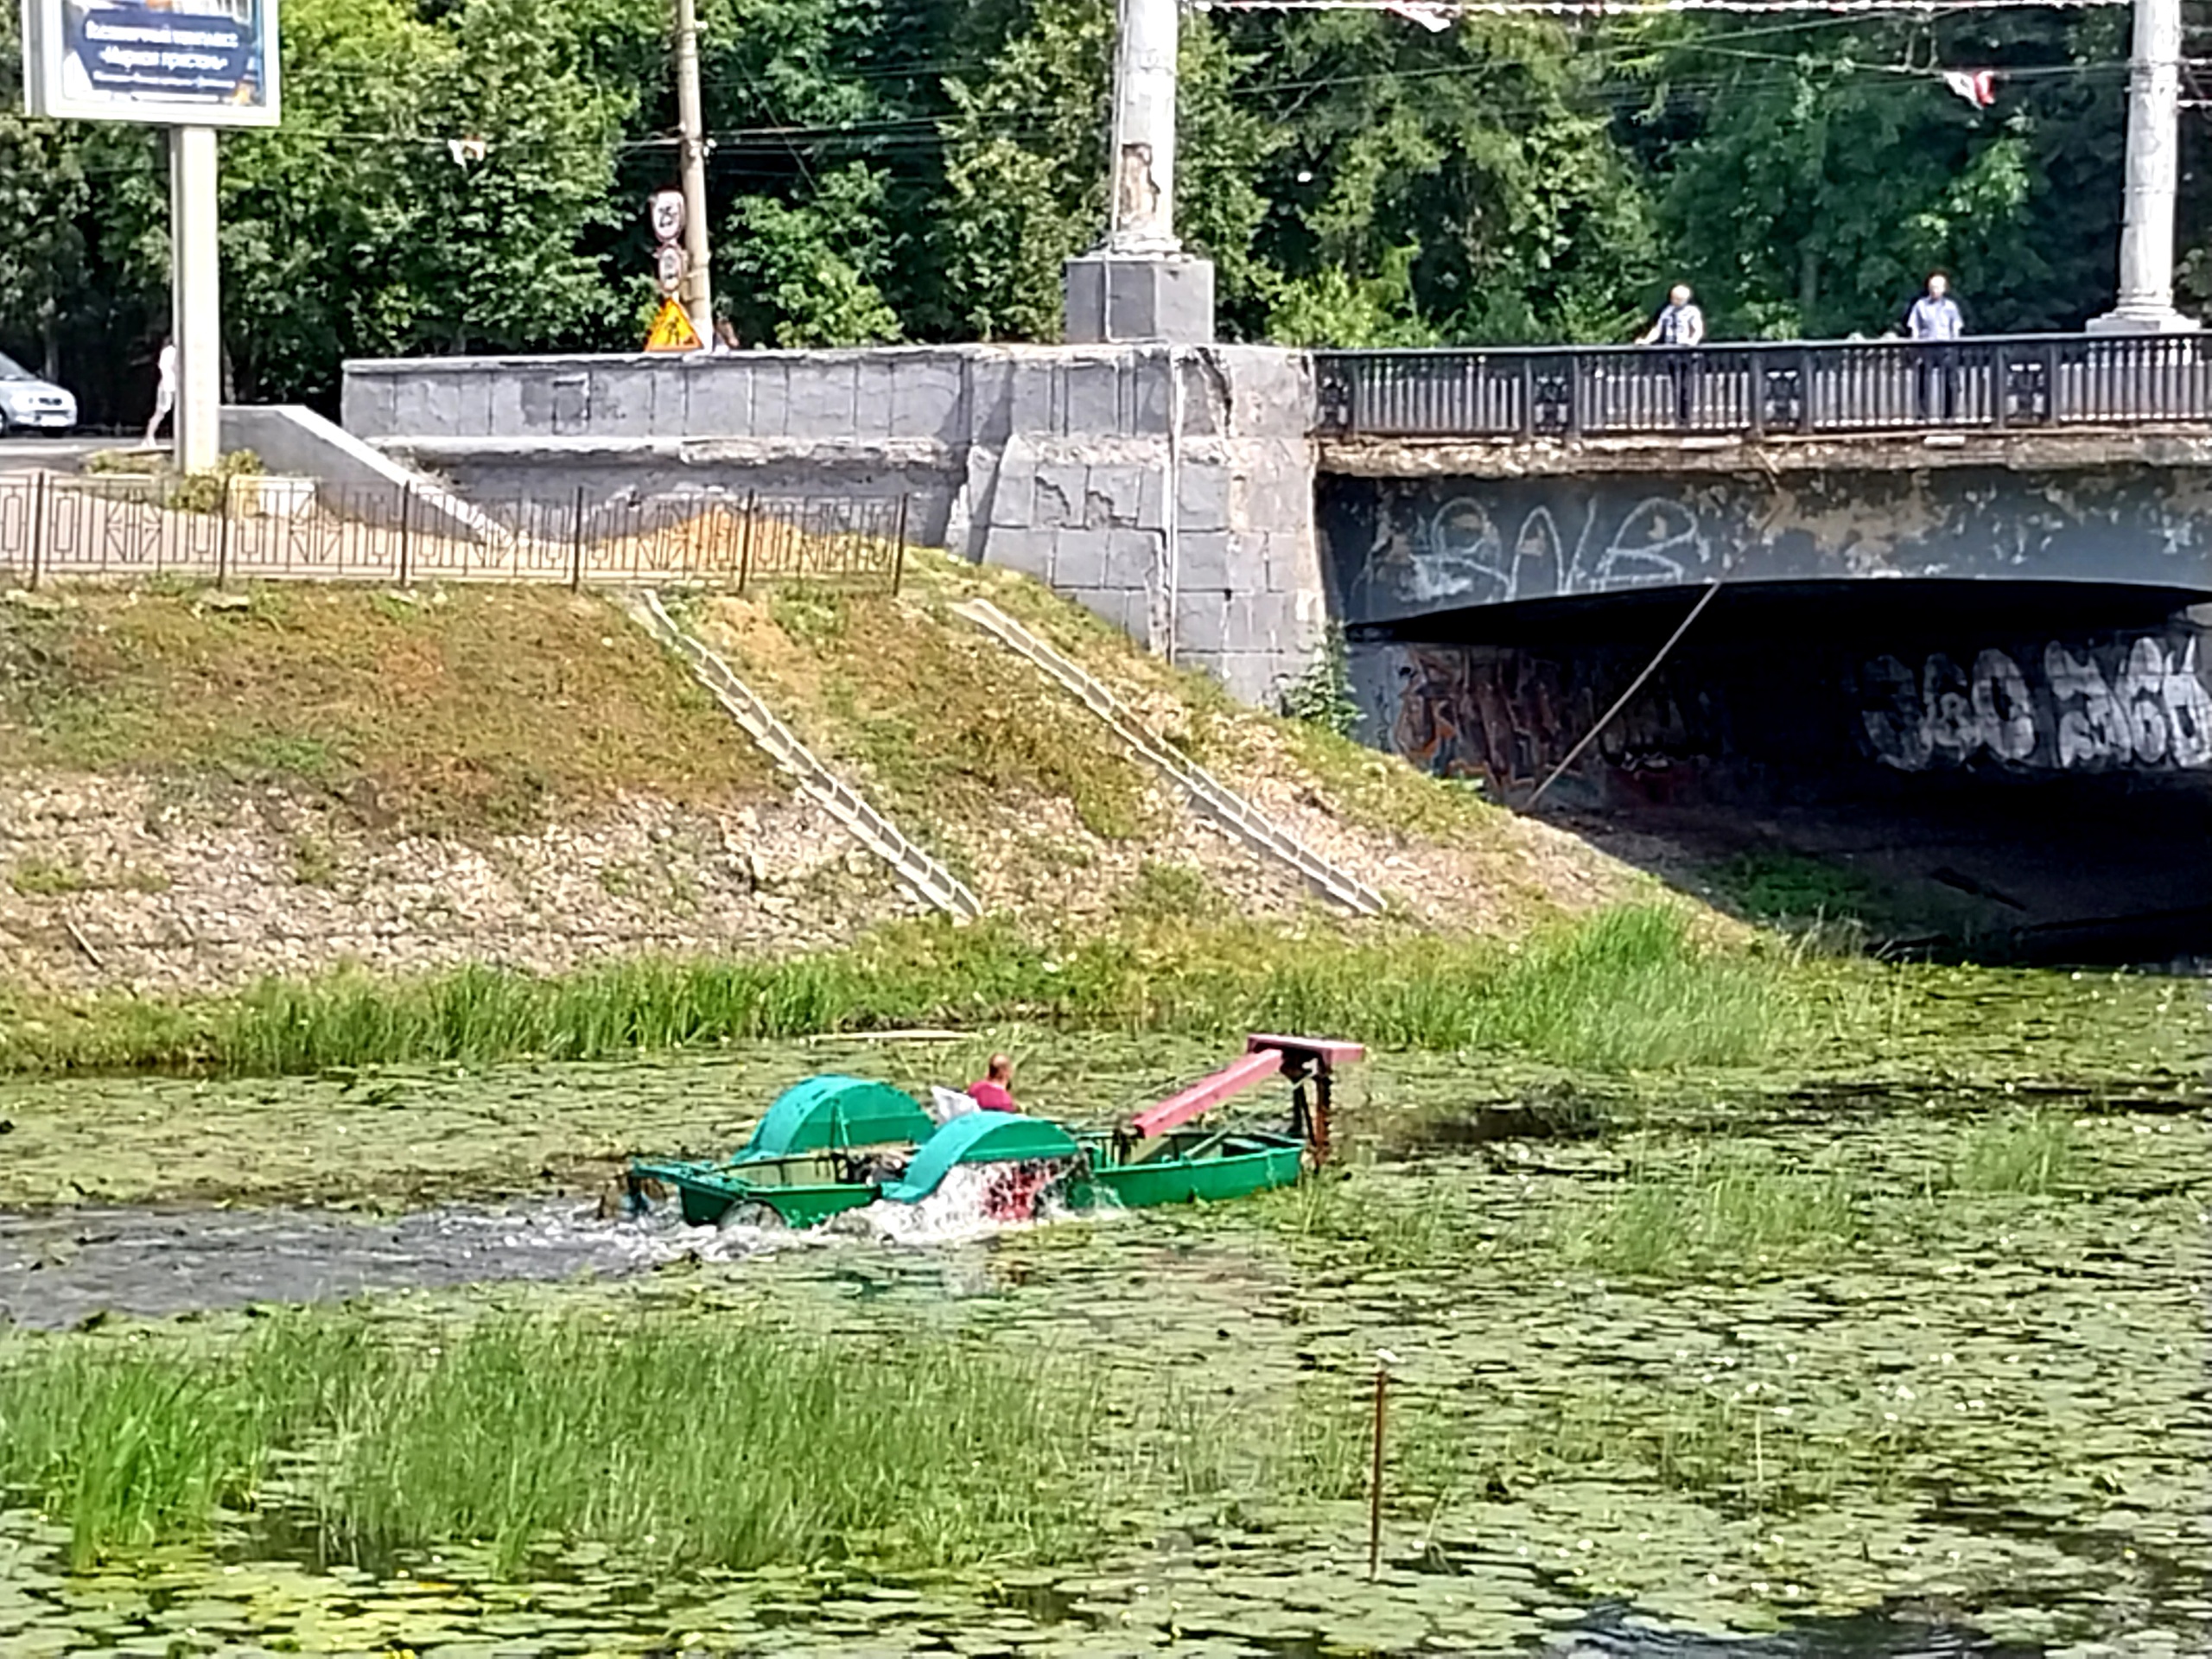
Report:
0,436,111,475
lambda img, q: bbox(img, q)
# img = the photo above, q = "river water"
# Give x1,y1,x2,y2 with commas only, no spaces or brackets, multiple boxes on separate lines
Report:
0,1020,2207,1657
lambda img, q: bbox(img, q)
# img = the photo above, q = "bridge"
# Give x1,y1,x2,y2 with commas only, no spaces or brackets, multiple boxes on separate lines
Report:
1314,334,2212,442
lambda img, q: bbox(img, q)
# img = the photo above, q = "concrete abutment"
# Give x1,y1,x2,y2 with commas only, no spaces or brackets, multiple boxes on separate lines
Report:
343,345,1326,706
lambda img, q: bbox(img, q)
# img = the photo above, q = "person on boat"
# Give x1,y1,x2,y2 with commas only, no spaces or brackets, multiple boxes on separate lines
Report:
968,1053,1019,1112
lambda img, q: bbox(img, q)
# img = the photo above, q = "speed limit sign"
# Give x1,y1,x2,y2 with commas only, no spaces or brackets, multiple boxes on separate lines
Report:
654,243,685,296
649,189,686,246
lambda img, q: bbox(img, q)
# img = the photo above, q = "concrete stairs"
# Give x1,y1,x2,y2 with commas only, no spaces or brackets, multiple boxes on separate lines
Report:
631,591,985,922
949,597,1388,917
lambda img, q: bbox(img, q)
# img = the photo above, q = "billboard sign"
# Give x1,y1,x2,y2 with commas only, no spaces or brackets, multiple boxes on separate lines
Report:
22,0,281,128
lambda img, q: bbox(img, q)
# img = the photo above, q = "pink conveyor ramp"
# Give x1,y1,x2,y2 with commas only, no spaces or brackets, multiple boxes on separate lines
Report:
1128,1033,1365,1141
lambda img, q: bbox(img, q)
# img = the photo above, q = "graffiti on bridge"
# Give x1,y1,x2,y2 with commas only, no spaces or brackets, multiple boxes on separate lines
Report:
1379,643,1716,797
1357,493,1718,613
1859,632,2212,772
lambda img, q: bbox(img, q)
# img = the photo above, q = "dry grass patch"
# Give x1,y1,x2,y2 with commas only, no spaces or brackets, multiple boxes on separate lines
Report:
696,586,1162,849
0,586,774,836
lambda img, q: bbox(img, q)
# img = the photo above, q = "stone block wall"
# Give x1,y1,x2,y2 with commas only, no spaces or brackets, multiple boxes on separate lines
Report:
342,344,1327,704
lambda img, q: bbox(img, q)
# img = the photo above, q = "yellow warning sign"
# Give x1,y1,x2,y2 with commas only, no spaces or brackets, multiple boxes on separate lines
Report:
644,297,703,353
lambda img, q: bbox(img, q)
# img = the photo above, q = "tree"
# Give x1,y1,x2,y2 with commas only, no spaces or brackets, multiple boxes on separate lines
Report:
1235,11,1656,345
1640,10,2127,336
721,163,904,345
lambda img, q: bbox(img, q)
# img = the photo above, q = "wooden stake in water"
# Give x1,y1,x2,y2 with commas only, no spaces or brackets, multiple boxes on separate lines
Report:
1369,1349,1397,1580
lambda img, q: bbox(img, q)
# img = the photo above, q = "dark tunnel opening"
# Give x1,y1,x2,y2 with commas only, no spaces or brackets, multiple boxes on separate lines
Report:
1345,581,2212,966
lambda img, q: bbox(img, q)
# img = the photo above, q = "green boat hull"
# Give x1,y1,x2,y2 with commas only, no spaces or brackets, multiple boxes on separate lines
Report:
632,1154,880,1230
1067,1129,1306,1211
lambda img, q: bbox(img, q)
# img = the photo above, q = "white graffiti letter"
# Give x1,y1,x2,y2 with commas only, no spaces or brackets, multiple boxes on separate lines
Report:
2045,643,2127,768
1971,649,2037,762
2162,639,2212,768
1859,655,1930,770
1920,655,1980,760
2115,637,2172,764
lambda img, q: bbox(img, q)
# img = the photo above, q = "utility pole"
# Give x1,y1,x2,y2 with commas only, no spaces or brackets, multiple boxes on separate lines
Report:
675,0,715,337
2088,0,2198,332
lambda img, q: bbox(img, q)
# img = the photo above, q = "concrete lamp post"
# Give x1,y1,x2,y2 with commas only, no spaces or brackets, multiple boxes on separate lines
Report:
2088,0,2200,334
1063,0,1217,341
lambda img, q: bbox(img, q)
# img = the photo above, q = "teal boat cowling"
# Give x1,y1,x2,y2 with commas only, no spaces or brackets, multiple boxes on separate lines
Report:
879,1111,1081,1204
739,1076,934,1161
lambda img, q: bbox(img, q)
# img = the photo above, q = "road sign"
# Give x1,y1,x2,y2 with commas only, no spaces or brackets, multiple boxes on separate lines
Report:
650,189,686,246
654,243,685,296
644,296,703,353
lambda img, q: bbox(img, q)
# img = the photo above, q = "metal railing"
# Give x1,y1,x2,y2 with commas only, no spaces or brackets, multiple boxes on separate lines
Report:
1314,333,2212,441
0,474,910,592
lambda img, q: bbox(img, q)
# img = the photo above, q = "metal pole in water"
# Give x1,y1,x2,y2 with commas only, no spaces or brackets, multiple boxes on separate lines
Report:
1368,1350,1395,1580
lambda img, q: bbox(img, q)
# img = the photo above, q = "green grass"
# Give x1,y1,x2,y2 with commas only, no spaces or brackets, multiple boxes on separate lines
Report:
1548,1143,1869,1278
1953,1109,2087,1195
0,1319,370,1567
7,855,170,897
1250,1166,1476,1269
0,1310,1312,1574
0,903,1794,1077
0,586,774,836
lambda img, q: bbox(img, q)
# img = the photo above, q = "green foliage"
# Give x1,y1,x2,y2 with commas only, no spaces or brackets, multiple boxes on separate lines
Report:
1279,624,1360,738
0,904,1791,1077
0,0,2157,405
1637,10,2127,337
723,164,905,346
1549,1142,1869,1277
1954,1109,2086,1195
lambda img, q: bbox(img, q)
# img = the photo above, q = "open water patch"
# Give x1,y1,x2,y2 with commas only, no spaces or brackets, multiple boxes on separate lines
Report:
0,1170,1109,1328
0,1201,793,1328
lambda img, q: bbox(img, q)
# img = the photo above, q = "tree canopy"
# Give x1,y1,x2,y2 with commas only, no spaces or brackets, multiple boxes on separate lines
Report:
0,0,2183,420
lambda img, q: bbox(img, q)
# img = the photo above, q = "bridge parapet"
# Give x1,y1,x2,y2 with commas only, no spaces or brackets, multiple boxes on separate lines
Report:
1316,334,2212,444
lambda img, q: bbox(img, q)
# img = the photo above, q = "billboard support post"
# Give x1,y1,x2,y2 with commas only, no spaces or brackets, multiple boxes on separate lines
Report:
170,125,222,475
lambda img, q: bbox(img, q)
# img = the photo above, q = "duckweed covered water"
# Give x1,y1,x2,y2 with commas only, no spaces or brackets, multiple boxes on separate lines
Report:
0,975,2207,1656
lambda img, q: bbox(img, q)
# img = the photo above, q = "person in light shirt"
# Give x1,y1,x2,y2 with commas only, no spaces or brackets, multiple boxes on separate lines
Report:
1905,272,1966,422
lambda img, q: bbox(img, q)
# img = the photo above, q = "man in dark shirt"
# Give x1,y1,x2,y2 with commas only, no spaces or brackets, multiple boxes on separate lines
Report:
968,1053,1019,1112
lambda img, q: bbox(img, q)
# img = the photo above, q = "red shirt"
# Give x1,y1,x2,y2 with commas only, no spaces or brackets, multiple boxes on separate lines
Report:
968,1079,1018,1112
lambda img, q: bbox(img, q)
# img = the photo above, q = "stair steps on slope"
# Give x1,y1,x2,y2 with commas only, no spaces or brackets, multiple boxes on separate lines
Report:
631,591,984,922
949,597,1388,917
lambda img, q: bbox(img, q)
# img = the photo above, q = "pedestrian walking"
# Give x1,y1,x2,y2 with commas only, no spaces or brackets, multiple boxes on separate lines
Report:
1637,283,1706,427
145,337,177,446
1905,273,1965,422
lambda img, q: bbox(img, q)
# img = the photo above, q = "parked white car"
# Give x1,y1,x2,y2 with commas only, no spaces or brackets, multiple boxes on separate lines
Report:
0,353,78,433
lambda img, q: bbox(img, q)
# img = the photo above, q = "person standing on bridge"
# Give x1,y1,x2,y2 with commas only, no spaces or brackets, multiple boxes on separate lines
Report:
1637,284,1706,427
1905,273,1966,423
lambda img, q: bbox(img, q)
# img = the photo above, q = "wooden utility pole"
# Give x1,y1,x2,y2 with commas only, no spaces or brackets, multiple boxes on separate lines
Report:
675,0,715,337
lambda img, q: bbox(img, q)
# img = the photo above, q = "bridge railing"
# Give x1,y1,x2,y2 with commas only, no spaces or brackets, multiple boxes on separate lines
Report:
1313,333,2212,440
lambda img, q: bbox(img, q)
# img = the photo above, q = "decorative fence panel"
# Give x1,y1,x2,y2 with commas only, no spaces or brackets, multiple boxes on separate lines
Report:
0,476,910,594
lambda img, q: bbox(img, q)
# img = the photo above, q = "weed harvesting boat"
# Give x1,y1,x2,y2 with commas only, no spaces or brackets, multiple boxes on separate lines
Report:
625,1034,1362,1228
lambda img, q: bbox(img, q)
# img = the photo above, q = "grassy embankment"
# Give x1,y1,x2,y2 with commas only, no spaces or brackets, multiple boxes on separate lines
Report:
0,583,775,836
